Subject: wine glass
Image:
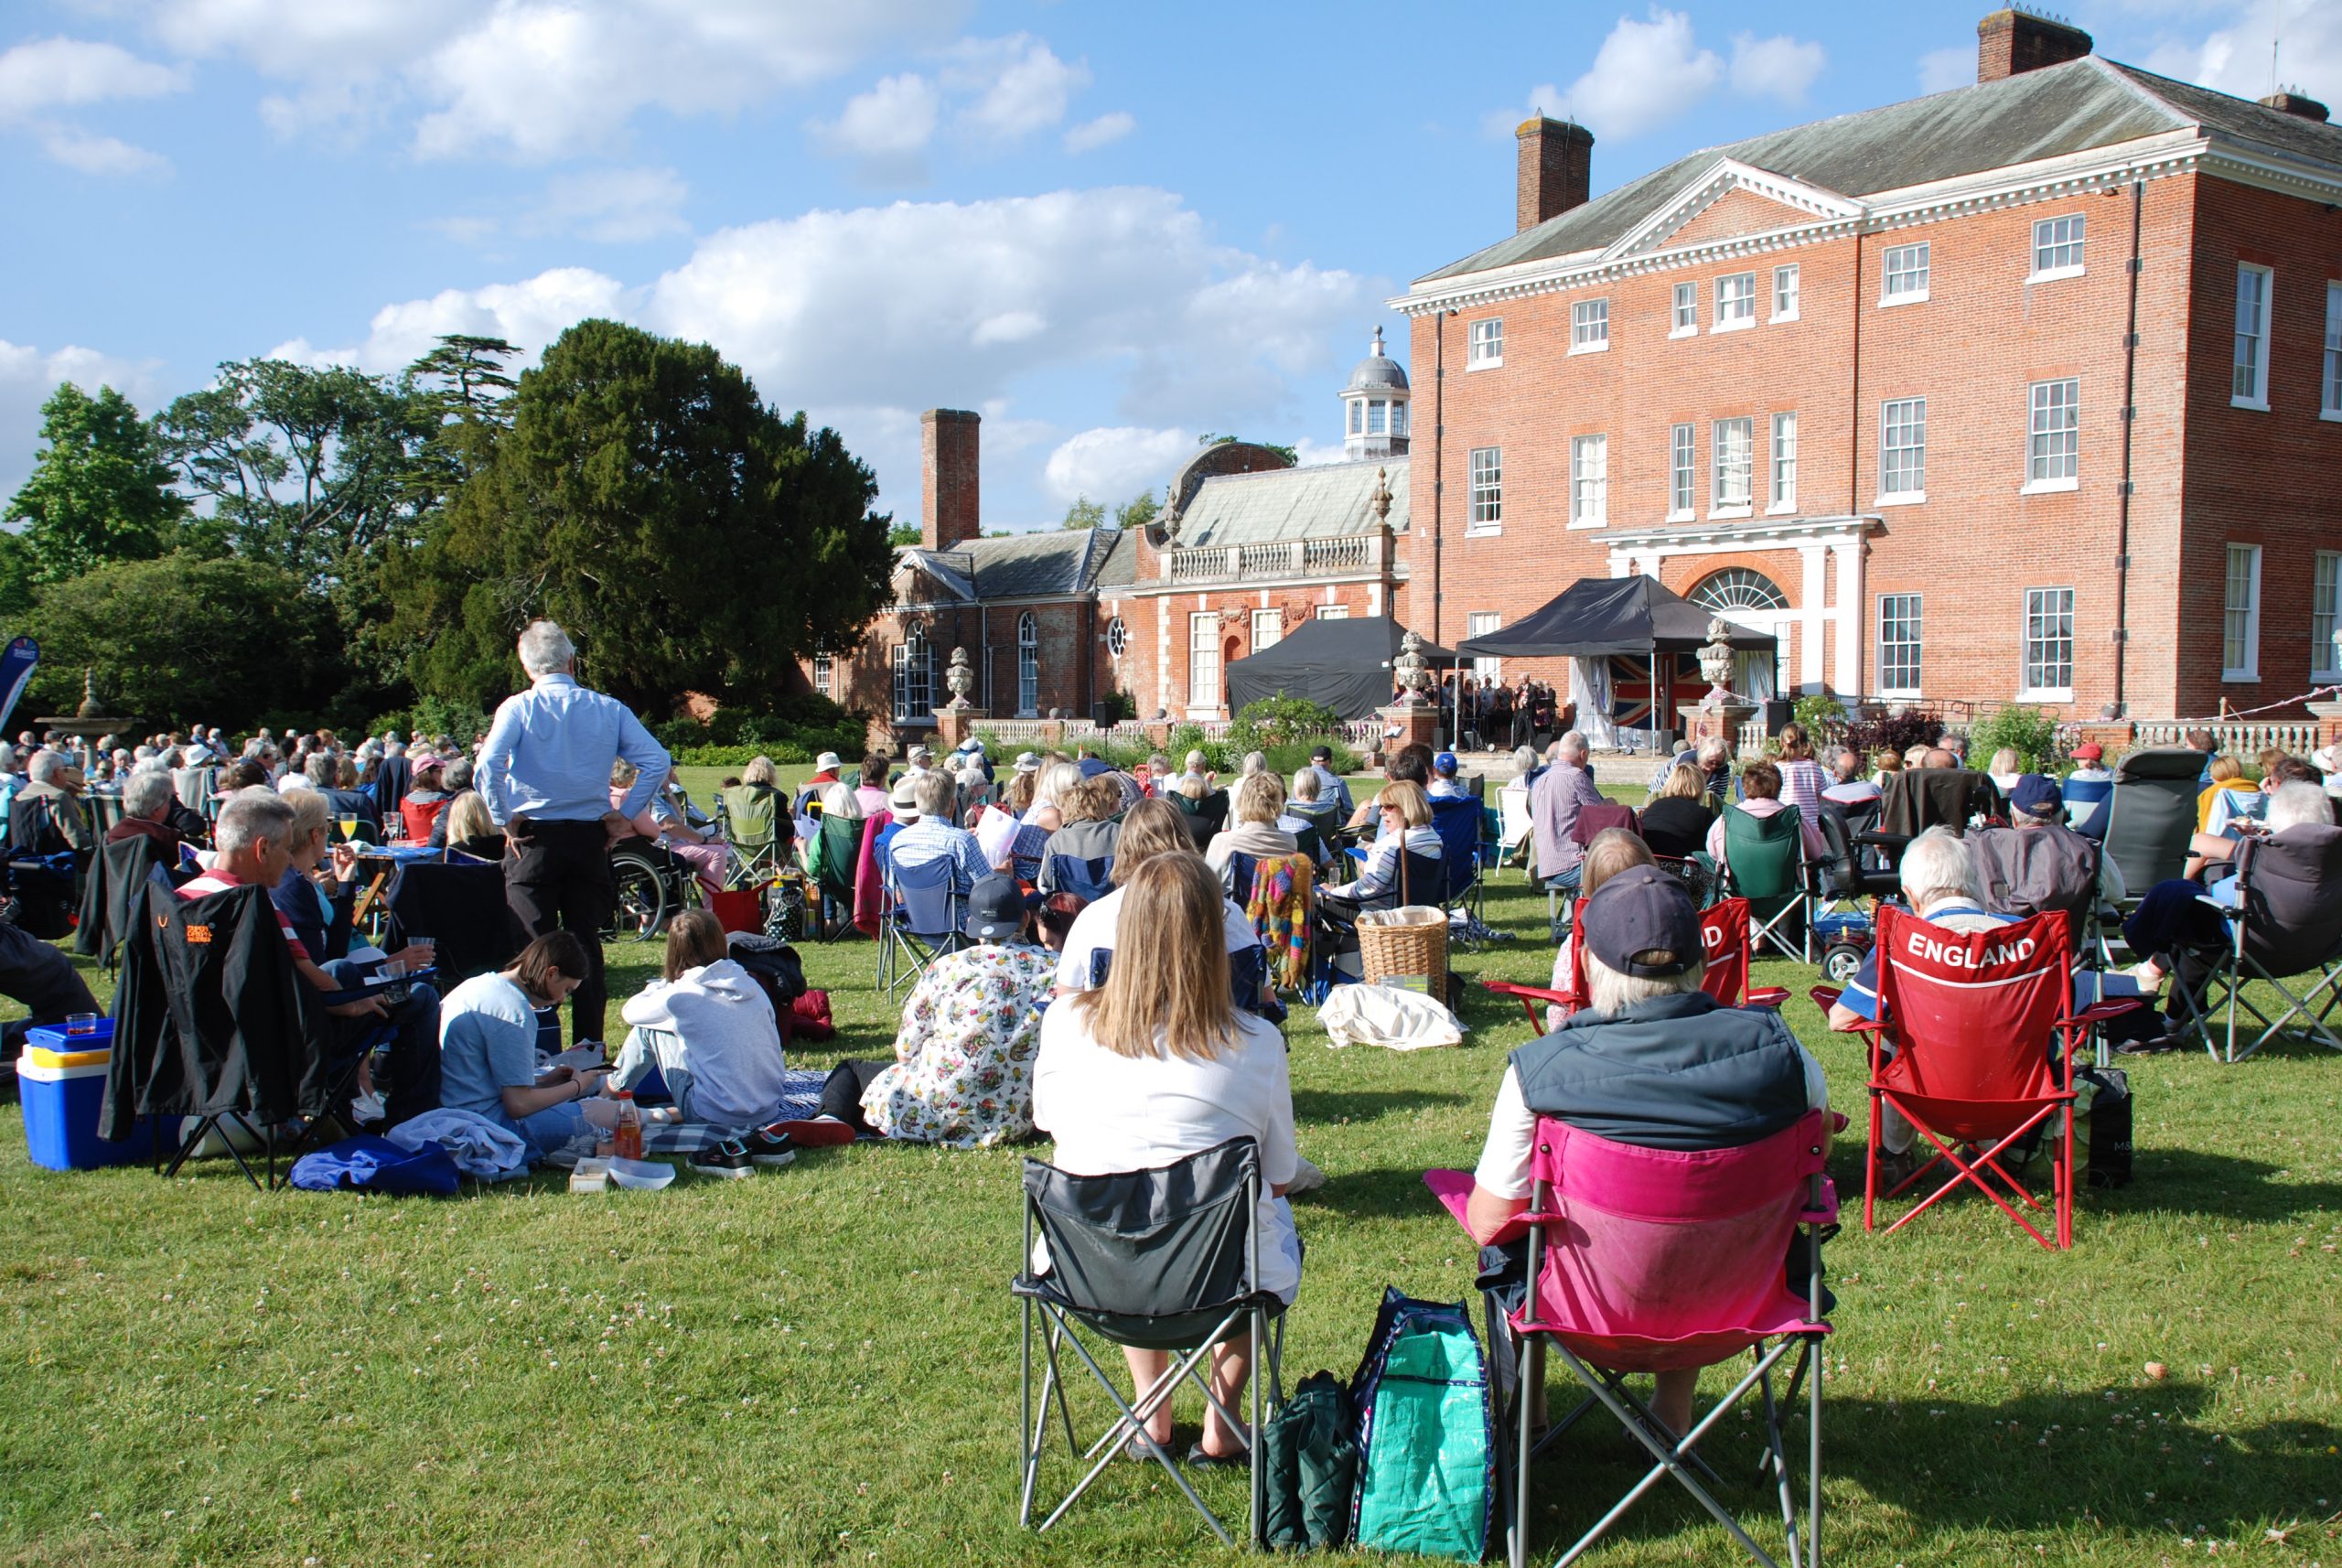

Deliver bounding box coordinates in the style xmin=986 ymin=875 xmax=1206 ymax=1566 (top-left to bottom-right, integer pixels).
xmin=338 ymin=813 xmax=359 ymax=842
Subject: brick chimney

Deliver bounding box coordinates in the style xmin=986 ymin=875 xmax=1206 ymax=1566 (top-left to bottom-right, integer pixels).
xmin=919 ymin=408 xmax=980 ymax=552
xmin=2259 ymin=90 xmax=2331 ymax=123
xmin=1976 ymin=8 xmax=2092 ymax=82
xmin=1516 ymin=117 xmax=1594 ymax=233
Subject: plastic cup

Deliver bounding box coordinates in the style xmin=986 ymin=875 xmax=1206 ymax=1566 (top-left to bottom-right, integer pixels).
xmin=65 ymin=1012 xmax=98 ymax=1036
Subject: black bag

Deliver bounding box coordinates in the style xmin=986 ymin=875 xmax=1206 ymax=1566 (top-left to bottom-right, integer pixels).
xmin=2075 ymin=1066 xmax=2133 ymax=1187
xmin=726 ymin=932 xmax=807 ymax=1006
xmin=1262 ymin=1370 xmax=1358 ymax=1552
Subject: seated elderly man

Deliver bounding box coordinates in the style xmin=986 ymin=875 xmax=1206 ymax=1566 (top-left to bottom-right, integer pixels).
xmin=1821 ymin=746 xmax=1882 ymax=808
xmin=105 ymin=768 xmax=187 ymax=855
xmin=1466 ymin=865 xmax=1827 ymax=1436
xmin=8 ymin=749 xmax=91 ymax=937
xmin=880 ymin=769 xmax=989 ymax=896
xmin=185 ymin=789 xmax=438 ymax=1125
xmin=1966 ymin=774 xmax=2127 ymax=918
xmin=1530 ymin=731 xmax=1605 ymax=895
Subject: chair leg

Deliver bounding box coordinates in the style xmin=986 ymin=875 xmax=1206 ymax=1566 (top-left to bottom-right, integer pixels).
xmin=1514 ymin=1334 xmax=1542 ymax=1568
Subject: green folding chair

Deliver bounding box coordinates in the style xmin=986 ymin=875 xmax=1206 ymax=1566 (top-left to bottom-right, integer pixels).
xmin=719 ymin=783 xmax=787 ymax=888
xmin=811 ymin=811 xmax=863 ymax=940
xmin=1720 ymin=803 xmax=1811 ymax=962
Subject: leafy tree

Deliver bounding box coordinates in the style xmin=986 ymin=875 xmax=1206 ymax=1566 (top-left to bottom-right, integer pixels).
xmin=1199 ymin=432 xmax=1298 ymax=466
xmin=1061 ymin=495 xmax=1105 ymax=531
xmin=407 ymin=335 xmax=520 ymax=489
xmin=886 ymin=522 xmax=922 ymax=548
xmin=26 ymin=553 xmax=339 ymax=729
xmin=3 ymin=383 xmax=189 ymax=596
xmin=400 ymin=318 xmax=892 ymax=714
xmin=1113 ymin=489 xmax=1159 ymax=531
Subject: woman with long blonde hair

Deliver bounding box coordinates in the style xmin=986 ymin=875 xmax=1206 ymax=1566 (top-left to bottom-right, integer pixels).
xmin=1033 ymin=852 xmax=1300 ymax=1462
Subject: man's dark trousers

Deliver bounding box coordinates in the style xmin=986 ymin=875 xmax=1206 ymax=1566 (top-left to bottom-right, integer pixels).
xmin=504 ymin=818 xmax=616 ymax=1042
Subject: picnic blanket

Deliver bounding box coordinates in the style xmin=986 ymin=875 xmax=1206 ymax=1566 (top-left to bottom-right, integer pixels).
xmin=642 ymin=1067 xmax=829 ymax=1154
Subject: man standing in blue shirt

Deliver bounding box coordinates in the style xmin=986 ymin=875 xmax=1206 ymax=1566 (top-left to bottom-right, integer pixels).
xmin=477 ymin=621 xmax=671 ymax=1045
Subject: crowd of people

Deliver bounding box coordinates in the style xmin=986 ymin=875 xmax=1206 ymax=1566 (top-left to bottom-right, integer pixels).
xmin=21 ymin=617 xmax=2342 ymax=1470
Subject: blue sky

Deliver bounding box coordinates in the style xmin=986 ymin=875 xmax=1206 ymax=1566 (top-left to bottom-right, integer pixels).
xmin=1 ymin=0 xmax=2332 ymax=531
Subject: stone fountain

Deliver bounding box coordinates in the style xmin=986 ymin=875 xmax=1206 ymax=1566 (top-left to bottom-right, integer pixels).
xmin=34 ymin=669 xmax=134 ymax=754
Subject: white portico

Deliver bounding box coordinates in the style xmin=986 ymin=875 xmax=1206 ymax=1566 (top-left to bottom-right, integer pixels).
xmin=1600 ymin=515 xmax=1883 ymax=700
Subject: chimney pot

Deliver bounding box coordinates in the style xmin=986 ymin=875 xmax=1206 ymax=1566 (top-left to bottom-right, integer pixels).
xmin=920 ymin=409 xmax=980 ymax=553
xmin=1516 ymin=116 xmax=1595 ymax=233
xmin=1975 ymin=7 xmax=2092 ymax=83
xmin=2259 ymin=90 xmax=2331 ymax=123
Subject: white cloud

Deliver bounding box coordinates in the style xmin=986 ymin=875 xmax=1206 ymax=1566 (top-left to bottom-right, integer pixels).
xmin=33 ymin=123 xmax=171 ymax=175
xmin=145 ymin=0 xmax=965 ymax=161
xmin=531 ymin=166 xmax=690 ymax=242
xmin=287 ymin=188 xmax=1373 ymax=517
xmin=1064 ymin=110 xmax=1133 ymax=153
xmin=1291 ymin=436 xmax=1350 ymax=467
xmin=1559 ymin=7 xmax=1724 ymax=141
xmin=269 ymin=266 xmax=633 ymax=373
xmin=1728 ymin=32 xmax=1825 ymax=104
xmin=2143 ymin=0 xmax=2342 ymax=103
xmin=1488 ymin=8 xmax=1826 ymax=140
xmin=811 ymin=72 xmax=943 ymax=177
xmin=0 ymin=37 xmax=186 ymax=115
xmin=1041 ymin=426 xmax=1191 ymax=505
xmin=0 ymin=36 xmax=187 ymax=174
xmin=946 ymin=33 xmax=1089 ymax=143
xmin=0 ymin=338 xmax=165 ymax=503
xmin=1916 ymin=45 xmax=1972 ymax=95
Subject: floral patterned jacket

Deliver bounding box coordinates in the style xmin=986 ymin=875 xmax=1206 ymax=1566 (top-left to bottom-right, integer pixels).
xmin=860 ymin=942 xmax=1056 ymax=1148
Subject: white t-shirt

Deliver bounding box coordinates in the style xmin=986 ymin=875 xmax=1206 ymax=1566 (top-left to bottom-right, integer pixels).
xmin=1033 ymin=1004 xmax=1300 ymax=1300
xmin=1054 ymin=885 xmax=1261 ymax=993
xmin=1471 ymin=1048 xmax=1829 ymax=1201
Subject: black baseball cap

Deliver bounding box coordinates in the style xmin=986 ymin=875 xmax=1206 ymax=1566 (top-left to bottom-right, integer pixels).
xmin=1580 ymin=865 xmax=1703 ymax=978
xmin=1310 ymin=744 xmax=1332 ymax=762
xmin=962 ymin=874 xmax=1037 ymax=941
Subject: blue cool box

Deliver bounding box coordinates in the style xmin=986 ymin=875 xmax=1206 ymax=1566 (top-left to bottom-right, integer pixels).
xmin=18 ymin=1019 xmax=159 ymax=1171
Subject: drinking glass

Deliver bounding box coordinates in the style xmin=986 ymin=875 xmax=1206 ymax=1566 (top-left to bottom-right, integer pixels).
xmin=65 ymin=1012 xmax=99 ymax=1036
xmin=338 ymin=814 xmax=359 ymax=842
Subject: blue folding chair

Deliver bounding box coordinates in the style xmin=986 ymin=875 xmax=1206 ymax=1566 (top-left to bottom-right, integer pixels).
xmin=878 ymin=852 xmax=962 ymax=993
xmin=1046 ymin=853 xmax=1115 ymax=905
xmin=2061 ymin=775 xmax=2113 ymax=840
xmin=1428 ymin=796 xmax=1501 ymax=949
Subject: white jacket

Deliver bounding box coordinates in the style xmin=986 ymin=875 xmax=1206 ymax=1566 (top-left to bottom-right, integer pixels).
xmin=619 ymin=959 xmax=788 ymax=1130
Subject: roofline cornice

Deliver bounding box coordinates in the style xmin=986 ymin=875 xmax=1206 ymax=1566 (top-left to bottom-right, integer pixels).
xmin=1391 ymin=128 xmax=2212 ymax=317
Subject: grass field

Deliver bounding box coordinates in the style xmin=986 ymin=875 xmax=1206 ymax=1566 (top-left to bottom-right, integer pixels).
xmin=2 ymin=772 xmax=2337 ymax=1567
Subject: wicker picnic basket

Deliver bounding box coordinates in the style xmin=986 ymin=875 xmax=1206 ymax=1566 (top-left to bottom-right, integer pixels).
xmin=1356 ymin=905 xmax=1448 ymax=995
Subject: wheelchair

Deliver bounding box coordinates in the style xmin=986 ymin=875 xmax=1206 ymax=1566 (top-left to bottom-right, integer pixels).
xmin=603 ymin=836 xmax=704 ymax=942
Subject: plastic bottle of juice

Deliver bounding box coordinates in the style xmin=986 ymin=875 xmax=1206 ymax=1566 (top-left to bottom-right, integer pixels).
xmin=612 ymin=1090 xmax=642 ymax=1161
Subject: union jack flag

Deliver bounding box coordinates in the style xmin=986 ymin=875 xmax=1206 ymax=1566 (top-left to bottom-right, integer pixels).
xmin=1596 ymin=651 xmax=1703 ymax=729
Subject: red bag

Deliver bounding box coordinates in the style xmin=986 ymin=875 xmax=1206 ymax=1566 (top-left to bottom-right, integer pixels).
xmin=790 ymin=989 xmax=836 ymax=1042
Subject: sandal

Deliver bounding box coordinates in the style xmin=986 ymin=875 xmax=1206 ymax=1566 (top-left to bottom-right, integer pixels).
xmin=1186 ymin=1440 xmax=1248 ymax=1468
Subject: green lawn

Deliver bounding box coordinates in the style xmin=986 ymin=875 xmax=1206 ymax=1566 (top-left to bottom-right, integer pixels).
xmin=3 ymin=779 xmax=2338 ymax=1566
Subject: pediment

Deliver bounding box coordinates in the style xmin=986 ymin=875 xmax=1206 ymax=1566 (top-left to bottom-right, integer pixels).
xmin=1602 ymin=158 xmax=1865 ymax=262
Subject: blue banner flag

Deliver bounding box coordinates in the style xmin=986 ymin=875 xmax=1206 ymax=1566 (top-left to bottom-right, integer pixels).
xmin=0 ymin=638 xmax=39 ymax=735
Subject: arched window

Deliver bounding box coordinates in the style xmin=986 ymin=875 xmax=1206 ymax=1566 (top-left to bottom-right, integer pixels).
xmin=1104 ymin=616 xmax=1129 ymax=658
xmin=1689 ymin=568 xmax=1789 ymax=612
xmin=1016 ymin=611 xmax=1039 ymax=715
xmin=892 ymin=623 xmax=932 ymax=721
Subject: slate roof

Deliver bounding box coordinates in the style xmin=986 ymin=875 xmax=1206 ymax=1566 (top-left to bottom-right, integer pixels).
xmin=897 ymin=526 xmax=1128 ymax=602
xmin=1175 ymin=456 xmax=1410 ymax=549
xmin=1421 ymin=55 xmax=2342 ymax=285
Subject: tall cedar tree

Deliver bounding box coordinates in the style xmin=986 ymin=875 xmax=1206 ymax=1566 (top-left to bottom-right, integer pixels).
xmin=406 ymin=319 xmax=891 ymax=714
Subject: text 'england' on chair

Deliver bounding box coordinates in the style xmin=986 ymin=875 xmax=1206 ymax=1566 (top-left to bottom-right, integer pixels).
xmin=1827 ymin=906 xmax=2139 ymax=1251
xmin=1425 ymin=1108 xmax=1838 ymax=1568
xmin=1013 ymin=1136 xmax=1285 ymax=1550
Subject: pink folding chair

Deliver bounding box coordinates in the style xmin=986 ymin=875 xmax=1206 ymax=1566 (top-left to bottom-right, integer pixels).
xmin=1483 ymin=897 xmax=1789 ymax=1033
xmin=1428 ymin=1110 xmax=1838 ymax=1568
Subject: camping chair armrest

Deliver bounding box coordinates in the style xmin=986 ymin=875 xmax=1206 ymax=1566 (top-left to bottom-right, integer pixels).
xmin=1853 ymin=831 xmax=1911 ymax=853
xmin=1482 ymin=978 xmax=1579 ymax=1034
xmin=2059 ymin=999 xmax=2146 ymax=1031
xmin=1809 ymin=984 xmax=1843 ymax=1011
xmin=1745 ymin=986 xmax=1789 ymax=1009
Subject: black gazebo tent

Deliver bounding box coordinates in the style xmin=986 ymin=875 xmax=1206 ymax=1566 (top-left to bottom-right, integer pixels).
xmin=1456 ymin=576 xmax=1777 ymax=745
xmin=1223 ymin=616 xmax=1456 ymax=720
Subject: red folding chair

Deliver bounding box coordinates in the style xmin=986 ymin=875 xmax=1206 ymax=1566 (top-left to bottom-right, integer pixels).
xmin=1425 ymin=1111 xmax=1838 ymax=1568
xmin=1485 ymin=897 xmax=1788 ymax=1034
xmin=1833 ymin=907 xmax=2135 ymax=1251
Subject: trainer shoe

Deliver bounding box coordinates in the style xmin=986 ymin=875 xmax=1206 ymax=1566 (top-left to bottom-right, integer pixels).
xmin=738 ymin=1127 xmax=800 ymax=1167
xmin=688 ymin=1139 xmax=757 ymax=1179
